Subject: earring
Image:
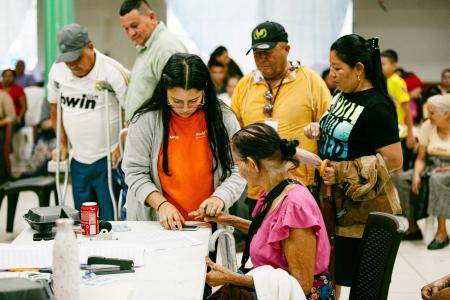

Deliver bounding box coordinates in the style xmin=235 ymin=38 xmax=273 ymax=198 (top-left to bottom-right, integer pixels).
xmin=357 ymin=75 xmax=361 ymax=82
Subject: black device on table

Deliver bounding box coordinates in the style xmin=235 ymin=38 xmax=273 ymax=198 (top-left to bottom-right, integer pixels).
xmin=81 ymin=256 xmax=135 ymax=275
xmin=182 ymin=225 xmax=199 ymax=231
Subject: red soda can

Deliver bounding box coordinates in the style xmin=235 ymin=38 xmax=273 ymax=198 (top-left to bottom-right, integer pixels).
xmin=81 ymin=202 xmax=99 ymax=236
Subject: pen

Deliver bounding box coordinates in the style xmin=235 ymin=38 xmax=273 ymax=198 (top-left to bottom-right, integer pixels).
xmin=2 ymin=268 xmax=52 ymax=273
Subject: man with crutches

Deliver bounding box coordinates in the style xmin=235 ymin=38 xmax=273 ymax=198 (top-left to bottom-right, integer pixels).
xmin=48 ymin=24 xmax=129 ymax=221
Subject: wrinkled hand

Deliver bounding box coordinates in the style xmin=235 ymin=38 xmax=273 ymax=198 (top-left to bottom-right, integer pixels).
xmin=205 ymin=256 xmax=235 ymax=287
xmin=51 ymin=144 xmax=68 ymax=161
xmin=192 ymin=211 xmax=229 ymax=225
xmin=322 ymin=166 xmax=336 ymax=185
xmin=189 ymin=196 xmax=224 ymax=219
xmin=411 ymin=174 xmax=421 ymax=195
xmin=304 ymin=122 xmax=321 ymax=140
xmin=111 ymin=145 xmax=121 ymax=170
xmin=406 ymin=135 xmax=416 ymax=149
xmin=295 ymin=148 xmax=322 ymax=167
xmin=159 ymin=201 xmax=185 ymax=230
xmin=433 ymin=166 xmax=450 ymax=173
xmin=421 ymin=275 xmax=450 ymax=299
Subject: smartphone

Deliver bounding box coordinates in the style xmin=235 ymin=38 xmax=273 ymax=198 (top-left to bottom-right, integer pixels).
xmin=181 ymin=225 xmax=199 ymax=231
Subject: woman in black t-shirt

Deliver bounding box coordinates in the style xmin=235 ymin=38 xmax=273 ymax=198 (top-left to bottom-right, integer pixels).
xmin=304 ymin=34 xmax=403 ymax=292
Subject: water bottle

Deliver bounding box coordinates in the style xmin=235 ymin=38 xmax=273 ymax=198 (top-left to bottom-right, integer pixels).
xmin=52 ymin=218 xmax=80 ymax=300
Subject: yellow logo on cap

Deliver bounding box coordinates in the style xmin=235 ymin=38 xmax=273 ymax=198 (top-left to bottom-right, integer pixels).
xmin=253 ymin=28 xmax=267 ymax=40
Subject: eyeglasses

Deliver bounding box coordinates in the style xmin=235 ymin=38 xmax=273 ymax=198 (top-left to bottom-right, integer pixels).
xmin=263 ymin=90 xmax=274 ymax=117
xmin=167 ymin=93 xmax=205 ymax=109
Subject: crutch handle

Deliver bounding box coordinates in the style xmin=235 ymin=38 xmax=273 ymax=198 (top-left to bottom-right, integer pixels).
xmin=320 ymin=159 xmax=332 ymax=197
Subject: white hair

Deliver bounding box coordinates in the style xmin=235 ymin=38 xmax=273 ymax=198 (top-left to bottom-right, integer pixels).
xmin=427 ymin=94 xmax=450 ymax=114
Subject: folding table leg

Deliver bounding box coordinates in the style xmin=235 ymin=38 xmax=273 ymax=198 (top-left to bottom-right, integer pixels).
xmin=6 ymin=192 xmax=19 ymax=232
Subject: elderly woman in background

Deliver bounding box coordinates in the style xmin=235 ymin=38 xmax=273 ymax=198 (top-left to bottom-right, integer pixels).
xmin=396 ymin=94 xmax=450 ymax=250
xmin=196 ymin=123 xmax=334 ymax=300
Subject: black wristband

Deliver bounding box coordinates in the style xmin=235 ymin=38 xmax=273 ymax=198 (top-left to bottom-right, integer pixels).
xmin=157 ymin=200 xmax=168 ymax=212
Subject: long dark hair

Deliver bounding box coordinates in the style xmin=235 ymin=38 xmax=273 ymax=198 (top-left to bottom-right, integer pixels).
xmin=132 ymin=53 xmax=233 ymax=181
xmin=331 ymin=34 xmax=389 ymax=99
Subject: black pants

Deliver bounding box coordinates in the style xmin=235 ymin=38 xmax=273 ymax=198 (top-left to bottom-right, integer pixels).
xmin=401 ymin=138 xmax=415 ymax=171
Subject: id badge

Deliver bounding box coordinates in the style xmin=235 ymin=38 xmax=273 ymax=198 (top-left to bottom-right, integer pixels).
xmin=264 ymin=120 xmax=279 ymax=131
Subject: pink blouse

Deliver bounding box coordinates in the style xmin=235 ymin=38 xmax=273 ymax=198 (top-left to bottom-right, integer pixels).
xmin=249 ymin=184 xmax=331 ymax=275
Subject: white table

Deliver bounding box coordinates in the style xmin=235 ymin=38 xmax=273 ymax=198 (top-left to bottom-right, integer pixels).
xmin=12 ymin=221 xmax=212 ymax=300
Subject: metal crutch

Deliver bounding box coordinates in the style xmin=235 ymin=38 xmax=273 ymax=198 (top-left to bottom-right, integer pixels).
xmin=55 ymin=91 xmax=70 ymax=205
xmin=117 ymin=127 xmax=128 ymax=220
xmin=97 ymin=81 xmax=118 ymax=221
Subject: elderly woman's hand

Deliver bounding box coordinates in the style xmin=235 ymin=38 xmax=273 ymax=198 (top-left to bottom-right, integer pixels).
xmin=433 ymin=166 xmax=450 ymax=173
xmin=205 ymin=256 xmax=235 ymax=287
xmin=411 ymin=174 xmax=421 ymax=195
xmin=421 ymin=274 xmax=450 ymax=299
xmin=158 ymin=201 xmax=185 ymax=230
xmin=190 ymin=211 xmax=230 ymax=224
xmin=189 ymin=196 xmax=224 ymax=218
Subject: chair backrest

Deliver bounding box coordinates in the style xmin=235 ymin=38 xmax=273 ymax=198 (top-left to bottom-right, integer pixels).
xmin=24 ymin=86 xmax=44 ymax=126
xmin=349 ymin=212 xmax=405 ymax=300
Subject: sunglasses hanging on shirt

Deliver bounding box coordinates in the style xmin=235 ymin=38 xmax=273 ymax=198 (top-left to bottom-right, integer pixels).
xmin=263 ymin=78 xmax=284 ymax=118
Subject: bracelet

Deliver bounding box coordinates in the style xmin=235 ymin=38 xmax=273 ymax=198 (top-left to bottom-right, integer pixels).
xmin=157 ymin=200 xmax=169 ymax=212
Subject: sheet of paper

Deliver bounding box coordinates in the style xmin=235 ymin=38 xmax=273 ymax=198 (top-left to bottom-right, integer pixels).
xmin=0 ymin=242 xmax=145 ymax=269
xmin=132 ymin=230 xmax=203 ymax=251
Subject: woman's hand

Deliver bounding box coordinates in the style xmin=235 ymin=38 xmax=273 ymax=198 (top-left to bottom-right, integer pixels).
xmin=421 ymin=274 xmax=450 ymax=300
xmin=411 ymin=174 xmax=421 ymax=195
xmin=304 ymin=122 xmax=321 ymax=140
xmin=158 ymin=201 xmax=185 ymax=230
xmin=205 ymin=256 xmax=235 ymax=287
xmin=322 ymin=165 xmax=336 ymax=185
xmin=190 ymin=211 xmax=229 ymax=224
xmin=189 ymin=196 xmax=224 ymax=219
xmin=433 ymin=166 xmax=450 ymax=173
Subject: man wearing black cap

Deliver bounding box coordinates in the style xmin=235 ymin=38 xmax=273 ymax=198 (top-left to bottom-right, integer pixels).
xmin=48 ymin=23 xmax=130 ymax=220
xmin=231 ymin=21 xmax=331 ymax=206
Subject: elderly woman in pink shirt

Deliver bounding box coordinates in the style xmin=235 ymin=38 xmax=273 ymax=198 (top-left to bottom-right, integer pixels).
xmin=195 ymin=123 xmax=333 ymax=300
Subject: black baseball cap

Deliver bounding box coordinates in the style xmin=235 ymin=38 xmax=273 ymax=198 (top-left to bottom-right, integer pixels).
xmin=246 ymin=21 xmax=289 ymax=55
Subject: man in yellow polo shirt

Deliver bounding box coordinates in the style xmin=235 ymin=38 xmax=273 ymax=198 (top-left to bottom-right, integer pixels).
xmin=381 ymin=49 xmax=415 ymax=170
xmin=231 ymin=21 xmax=331 ymax=207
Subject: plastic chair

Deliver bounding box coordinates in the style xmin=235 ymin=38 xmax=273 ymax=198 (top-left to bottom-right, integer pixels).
xmin=349 ymin=212 xmax=405 ymax=300
xmin=0 ymin=124 xmax=58 ymax=233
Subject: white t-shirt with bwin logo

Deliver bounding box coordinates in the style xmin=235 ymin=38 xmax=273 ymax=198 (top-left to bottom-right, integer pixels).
xmin=48 ymin=49 xmax=130 ymax=164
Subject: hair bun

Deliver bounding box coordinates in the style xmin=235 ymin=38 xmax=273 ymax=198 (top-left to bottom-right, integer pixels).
xmin=366 ymin=37 xmax=379 ymax=51
xmin=279 ymin=139 xmax=299 ymax=160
